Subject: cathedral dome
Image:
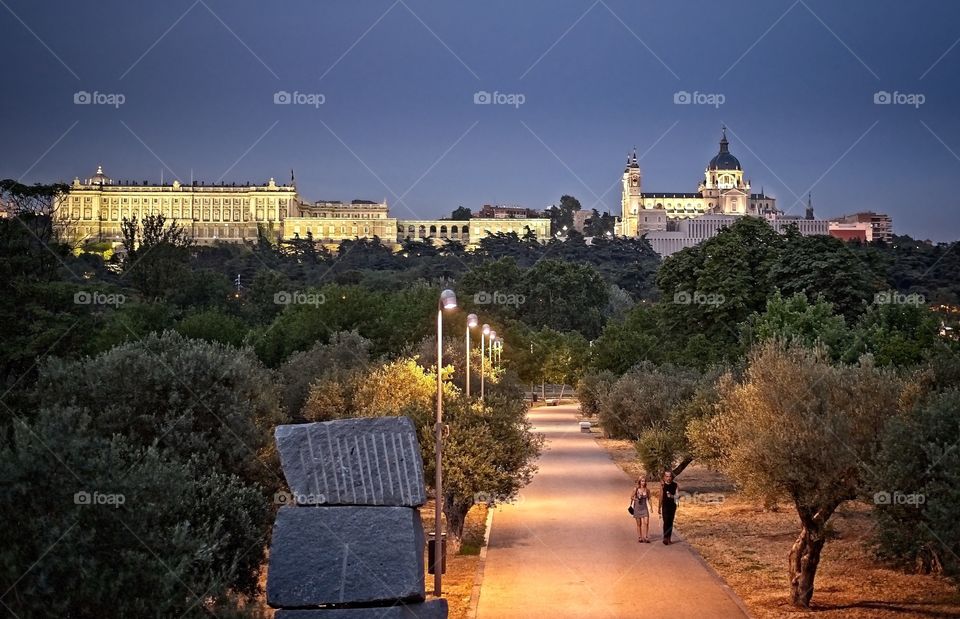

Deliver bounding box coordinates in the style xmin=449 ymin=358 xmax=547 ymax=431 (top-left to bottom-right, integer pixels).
xmin=87 ymin=165 xmax=112 ymax=185
xmin=707 ymin=130 xmax=741 ymax=171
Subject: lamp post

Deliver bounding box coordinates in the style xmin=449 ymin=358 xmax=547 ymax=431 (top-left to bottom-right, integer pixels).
xmin=489 ymin=331 xmax=497 ymax=372
xmin=480 ymin=324 xmax=490 ymax=401
xmin=465 ymin=314 xmax=478 ymax=398
xmin=435 ymin=289 xmax=457 ymax=596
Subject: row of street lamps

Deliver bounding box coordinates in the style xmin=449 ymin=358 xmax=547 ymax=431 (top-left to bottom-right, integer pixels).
xmin=433 ymin=289 xmax=504 ymax=596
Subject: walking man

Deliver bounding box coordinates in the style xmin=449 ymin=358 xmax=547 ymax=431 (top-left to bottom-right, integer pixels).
xmin=658 ymin=470 xmax=679 ymax=545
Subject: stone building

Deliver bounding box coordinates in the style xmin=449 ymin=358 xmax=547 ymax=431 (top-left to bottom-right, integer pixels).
xmin=617 ymin=128 xmax=778 ymax=237
xmin=56 ymin=166 xmax=551 ymax=248
xmin=55 ymin=166 xmax=293 ymax=243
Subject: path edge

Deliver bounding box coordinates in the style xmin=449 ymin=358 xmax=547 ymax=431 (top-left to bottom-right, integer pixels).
xmin=468 ymin=503 xmax=495 ymax=618
xmin=679 ymin=532 xmax=756 ymax=619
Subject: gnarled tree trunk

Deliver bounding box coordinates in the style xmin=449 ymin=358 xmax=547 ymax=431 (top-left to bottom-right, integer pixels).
xmin=788 ymin=499 xmax=843 ymax=608
xmin=443 ymin=493 xmax=475 ymax=541
xmin=788 ymin=522 xmax=826 ymax=607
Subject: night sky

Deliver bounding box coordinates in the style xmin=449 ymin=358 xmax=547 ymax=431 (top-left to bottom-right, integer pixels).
xmin=3 ymin=0 xmax=959 ymax=240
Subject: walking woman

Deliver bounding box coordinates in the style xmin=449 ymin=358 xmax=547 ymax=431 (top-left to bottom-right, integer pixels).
xmin=630 ymin=477 xmax=651 ymax=542
xmin=658 ymin=470 xmax=679 ymax=545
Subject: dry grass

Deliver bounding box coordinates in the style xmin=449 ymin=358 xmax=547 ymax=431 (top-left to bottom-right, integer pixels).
xmin=599 ymin=437 xmax=960 ymax=619
xmin=422 ymin=500 xmax=488 ymax=619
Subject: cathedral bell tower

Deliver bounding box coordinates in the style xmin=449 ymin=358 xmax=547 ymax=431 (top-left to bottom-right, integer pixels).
xmin=619 ymin=150 xmax=642 ymax=237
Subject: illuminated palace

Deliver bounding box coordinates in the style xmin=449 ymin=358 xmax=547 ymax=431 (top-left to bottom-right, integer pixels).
xmin=56 ymin=167 xmax=550 ymax=247
xmin=618 ymin=129 xmax=829 ymax=256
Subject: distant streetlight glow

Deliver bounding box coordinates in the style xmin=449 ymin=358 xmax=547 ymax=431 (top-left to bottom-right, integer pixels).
xmin=466 ymin=313 xmax=478 ymax=398
xmin=481 ymin=324 xmax=490 ymax=401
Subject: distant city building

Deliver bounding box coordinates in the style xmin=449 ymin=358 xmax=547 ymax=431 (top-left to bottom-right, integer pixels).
xmin=477 ymin=204 xmax=542 ymax=219
xmin=830 ymin=211 xmax=893 ymax=243
xmin=55 ymin=166 xmax=550 ymax=248
xmin=828 ymin=221 xmax=873 ymax=243
xmin=617 ymin=128 xmax=778 ymax=237
xmin=56 ymin=166 xmax=294 ymax=243
xmin=618 ymin=130 xmax=836 ymax=257
xmin=572 ymin=209 xmax=592 ymax=233
xmin=643 ymin=214 xmax=829 ymax=257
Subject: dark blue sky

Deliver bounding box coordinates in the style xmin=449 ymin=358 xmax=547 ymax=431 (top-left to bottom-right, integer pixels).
xmin=3 ymin=0 xmax=960 ymax=239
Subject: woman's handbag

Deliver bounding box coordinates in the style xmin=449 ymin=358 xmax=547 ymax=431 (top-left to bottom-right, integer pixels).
xmin=627 ymin=502 xmax=635 ymax=515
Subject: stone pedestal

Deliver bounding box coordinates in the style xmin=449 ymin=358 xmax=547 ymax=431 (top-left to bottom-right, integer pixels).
xmin=268 ymin=417 xmax=446 ymax=618
xmin=275 ymin=417 xmax=426 ymax=506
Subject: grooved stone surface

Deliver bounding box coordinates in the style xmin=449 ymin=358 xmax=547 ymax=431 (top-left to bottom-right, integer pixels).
xmin=267 ymin=506 xmax=425 ymax=608
xmin=275 ymin=417 xmax=426 ymax=507
xmin=274 ymin=599 xmax=448 ymax=618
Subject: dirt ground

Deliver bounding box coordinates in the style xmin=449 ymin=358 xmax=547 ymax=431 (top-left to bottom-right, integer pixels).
xmin=422 ymin=500 xmax=488 ymax=619
xmin=598 ymin=437 xmax=960 ymax=619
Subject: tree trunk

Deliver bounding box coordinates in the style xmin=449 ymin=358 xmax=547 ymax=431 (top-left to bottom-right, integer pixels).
xmin=443 ymin=493 xmax=474 ymax=541
xmin=672 ymin=456 xmax=694 ymax=477
xmin=789 ymin=523 xmax=826 ymax=608
xmin=558 ymin=384 xmax=565 ymax=400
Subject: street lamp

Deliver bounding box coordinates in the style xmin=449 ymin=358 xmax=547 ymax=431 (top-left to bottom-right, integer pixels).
xmin=465 ymin=314 xmax=478 ymax=398
xmin=488 ymin=331 xmax=497 ymax=371
xmin=434 ymin=288 xmax=457 ymax=596
xmin=480 ymin=324 xmax=490 ymax=401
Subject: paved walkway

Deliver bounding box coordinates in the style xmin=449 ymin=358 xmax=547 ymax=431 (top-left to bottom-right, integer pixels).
xmin=475 ymin=403 xmax=749 ymax=619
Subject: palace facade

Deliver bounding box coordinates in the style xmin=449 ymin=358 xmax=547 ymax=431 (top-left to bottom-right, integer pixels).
xmin=55 ymin=167 xmax=550 ymax=248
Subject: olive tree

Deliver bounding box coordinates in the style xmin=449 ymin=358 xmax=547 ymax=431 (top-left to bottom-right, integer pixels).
xmin=303 ymin=356 xmax=542 ymax=541
xmin=691 ymin=342 xmax=907 ymax=607
xmin=0 ymin=406 xmax=269 ymax=616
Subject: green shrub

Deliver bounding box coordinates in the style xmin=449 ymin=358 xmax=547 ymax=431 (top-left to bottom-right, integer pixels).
xmin=0 ymin=407 xmax=269 ymax=616
xmin=597 ymin=363 xmax=699 ymax=439
xmin=576 ymin=371 xmax=616 ymax=417
xmin=870 ymin=390 xmax=960 ymax=578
